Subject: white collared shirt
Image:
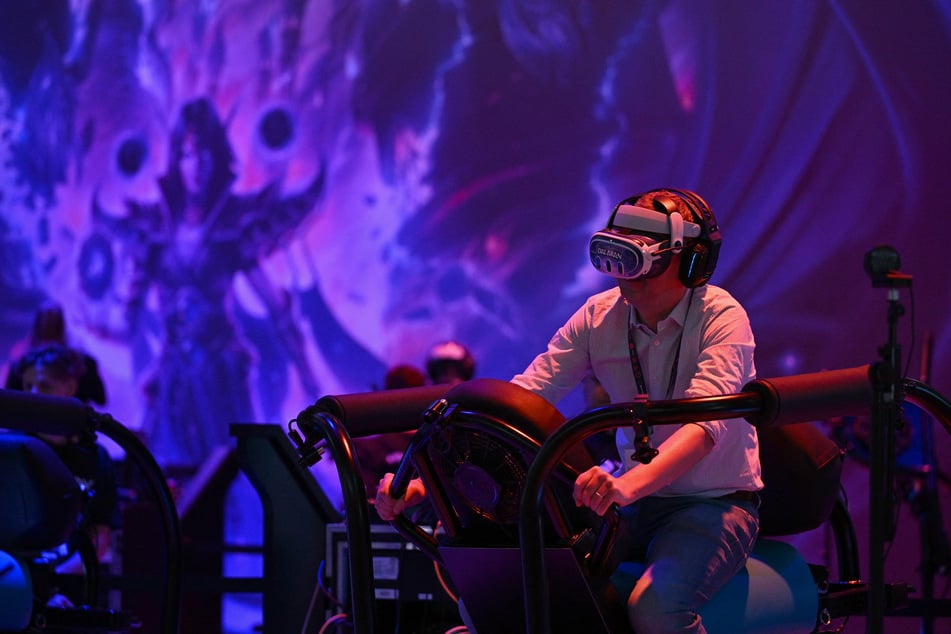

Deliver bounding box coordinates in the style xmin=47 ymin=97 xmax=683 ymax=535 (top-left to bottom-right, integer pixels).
xmin=511 ymin=284 xmax=762 ymax=496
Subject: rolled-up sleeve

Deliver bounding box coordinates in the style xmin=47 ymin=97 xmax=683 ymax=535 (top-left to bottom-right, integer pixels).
xmin=684 ymin=300 xmax=756 ymax=443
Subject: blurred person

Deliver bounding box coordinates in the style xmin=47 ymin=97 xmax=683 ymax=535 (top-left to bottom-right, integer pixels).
xmin=353 ymin=364 xmax=428 ymax=501
xmin=5 ymin=300 xmax=106 ymax=405
xmin=383 ymin=363 xmax=429 ymax=390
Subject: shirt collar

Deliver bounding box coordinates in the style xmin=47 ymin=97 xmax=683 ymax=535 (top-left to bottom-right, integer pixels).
xmin=629 ymin=288 xmax=694 ymax=332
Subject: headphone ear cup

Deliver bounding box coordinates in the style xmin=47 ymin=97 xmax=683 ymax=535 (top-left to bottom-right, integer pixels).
xmin=665 ymin=188 xmax=721 ymax=287
xmin=679 ymin=241 xmax=709 ymax=288
xmin=604 ymin=188 xmax=720 ymax=286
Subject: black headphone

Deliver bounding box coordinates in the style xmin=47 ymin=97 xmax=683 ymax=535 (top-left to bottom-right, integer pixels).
xmin=663 ymin=188 xmax=722 ymax=287
xmin=591 ymin=188 xmax=721 ymax=288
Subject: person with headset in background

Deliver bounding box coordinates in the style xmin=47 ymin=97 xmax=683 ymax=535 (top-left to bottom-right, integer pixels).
xmin=376 ymin=188 xmax=760 ymax=634
xmin=5 ymin=301 xmax=107 ymax=406
xmin=425 ymin=339 xmax=476 ymax=386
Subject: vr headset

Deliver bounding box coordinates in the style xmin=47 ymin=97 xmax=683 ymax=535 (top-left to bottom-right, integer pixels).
xmin=589 ymin=203 xmax=701 ymax=280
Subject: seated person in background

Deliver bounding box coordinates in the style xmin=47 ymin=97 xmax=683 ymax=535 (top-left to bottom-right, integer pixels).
xmin=5 ymin=300 xmax=107 ymax=405
xmin=378 ymin=189 xmax=761 ymax=634
xmin=383 ymin=364 xmax=429 ymax=391
xmin=13 ymin=343 xmax=121 ymax=577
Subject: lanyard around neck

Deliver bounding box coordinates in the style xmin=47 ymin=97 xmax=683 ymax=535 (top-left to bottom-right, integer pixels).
xmin=626 ymin=290 xmax=692 ymax=400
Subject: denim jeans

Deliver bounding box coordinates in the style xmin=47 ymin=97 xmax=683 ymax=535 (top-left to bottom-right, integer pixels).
xmin=613 ymin=494 xmax=760 ymax=634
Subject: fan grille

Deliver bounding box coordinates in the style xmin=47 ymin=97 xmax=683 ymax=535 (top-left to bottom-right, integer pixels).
xmin=429 ymin=426 xmax=529 ymax=526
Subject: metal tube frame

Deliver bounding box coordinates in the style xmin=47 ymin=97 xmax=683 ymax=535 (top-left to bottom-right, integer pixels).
xmin=518 ymin=384 xmax=951 ymax=634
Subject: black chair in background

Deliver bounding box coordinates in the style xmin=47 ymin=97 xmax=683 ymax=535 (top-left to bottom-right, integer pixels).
xmin=0 ymin=389 xmax=182 ymax=634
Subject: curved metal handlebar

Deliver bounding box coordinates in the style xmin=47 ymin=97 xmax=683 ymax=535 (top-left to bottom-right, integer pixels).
xmin=519 ymin=402 xmax=683 ymax=634
xmin=520 ymin=390 xmax=782 ymax=633
xmin=293 ymin=406 xmax=377 ymax=634
xmin=902 ymin=378 xmax=951 ymax=433
xmin=520 ymin=370 xmax=951 ymax=634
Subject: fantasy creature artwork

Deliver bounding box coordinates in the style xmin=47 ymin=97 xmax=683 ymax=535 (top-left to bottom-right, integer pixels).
xmin=78 ymin=98 xmax=325 ymax=466
xmin=1 ymin=3 xmax=950 ymax=633
xmin=1 ymin=0 xmax=949 ymax=468
xmin=0 ymin=0 xmax=95 ymax=354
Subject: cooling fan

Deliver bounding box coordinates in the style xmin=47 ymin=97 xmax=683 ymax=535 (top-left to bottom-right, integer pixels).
xmin=393 ymin=378 xmax=599 ymax=547
xmin=426 ymin=419 xmax=535 ymax=543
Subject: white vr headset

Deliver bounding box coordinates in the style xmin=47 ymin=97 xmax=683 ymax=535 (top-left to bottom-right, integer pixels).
xmin=589 ymin=204 xmax=701 ymax=279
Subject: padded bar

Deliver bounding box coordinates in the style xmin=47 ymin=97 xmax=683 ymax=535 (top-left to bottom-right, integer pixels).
xmin=0 ymin=388 xmax=97 ymax=436
xmin=743 ymin=365 xmax=872 ymax=428
xmin=310 ymin=385 xmax=450 ymax=437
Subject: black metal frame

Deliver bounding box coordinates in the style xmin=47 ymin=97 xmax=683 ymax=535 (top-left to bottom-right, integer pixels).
xmin=0 ymin=388 xmax=183 ymax=634
xmin=231 ymin=423 xmax=342 ymax=634
xmin=287 ymin=370 xmax=951 ymax=634
xmin=519 ymin=377 xmax=951 ymax=634
xmin=289 ymin=384 xmax=450 ymax=634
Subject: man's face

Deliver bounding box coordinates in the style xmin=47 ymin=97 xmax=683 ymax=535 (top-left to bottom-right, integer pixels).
xmin=21 ymin=365 xmax=78 ymax=398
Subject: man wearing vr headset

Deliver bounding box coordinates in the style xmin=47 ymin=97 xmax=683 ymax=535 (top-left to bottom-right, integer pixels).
xmin=512 ymin=188 xmax=761 ymax=633
xmin=376 ymin=188 xmax=759 ymax=633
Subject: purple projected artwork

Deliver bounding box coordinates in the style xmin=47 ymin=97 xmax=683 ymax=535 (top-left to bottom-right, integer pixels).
xmin=2 ymin=5 xmax=951 ymax=629
xmin=1 ymin=2 xmax=948 ymax=430
xmin=79 ymin=97 xmax=325 ymax=465
xmin=1 ymin=0 xmax=949 ymax=445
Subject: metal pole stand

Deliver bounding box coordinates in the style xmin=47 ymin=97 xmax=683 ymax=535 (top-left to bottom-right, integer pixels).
xmin=864 ymin=245 xmax=912 ymax=634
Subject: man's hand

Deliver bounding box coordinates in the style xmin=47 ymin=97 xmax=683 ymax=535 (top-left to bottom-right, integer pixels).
xmin=573 ymin=466 xmax=636 ymax=516
xmin=374 ymin=473 xmax=427 ymax=521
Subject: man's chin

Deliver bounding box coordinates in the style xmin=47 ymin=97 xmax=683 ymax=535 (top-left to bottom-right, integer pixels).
xmin=617 ymin=280 xmax=649 ymax=301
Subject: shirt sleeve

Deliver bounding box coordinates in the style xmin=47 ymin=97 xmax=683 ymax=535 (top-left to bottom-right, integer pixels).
xmin=511 ymin=303 xmax=595 ymax=405
xmin=683 ymin=297 xmax=756 ymax=443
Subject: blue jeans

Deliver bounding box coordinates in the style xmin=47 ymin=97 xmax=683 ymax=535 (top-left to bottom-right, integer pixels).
xmin=613 ymin=494 xmax=760 ymax=634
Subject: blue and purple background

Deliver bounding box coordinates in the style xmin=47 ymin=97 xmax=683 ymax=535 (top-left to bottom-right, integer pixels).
xmin=2 ymin=2 xmax=950 ymax=631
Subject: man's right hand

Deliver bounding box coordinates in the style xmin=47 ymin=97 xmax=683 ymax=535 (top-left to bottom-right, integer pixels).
xmin=374 ymin=473 xmax=427 ymax=521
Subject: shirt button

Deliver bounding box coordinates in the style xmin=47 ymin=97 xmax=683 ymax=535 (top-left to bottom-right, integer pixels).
xmin=652 ymin=339 xmax=660 ymax=347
